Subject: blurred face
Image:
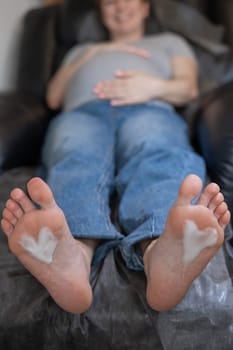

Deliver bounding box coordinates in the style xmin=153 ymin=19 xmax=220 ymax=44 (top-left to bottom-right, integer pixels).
xmin=99 ymin=0 xmax=150 ymax=41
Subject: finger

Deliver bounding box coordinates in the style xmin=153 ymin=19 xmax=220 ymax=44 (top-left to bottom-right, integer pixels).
xmin=94 ymin=81 xmax=115 ymax=91
xmin=115 ymin=69 xmax=137 ymax=78
xmin=111 ymin=99 xmax=124 ymax=106
xmin=94 ymin=81 xmax=105 ymax=91
xmin=101 ymin=88 xmax=125 ymax=100
xmin=94 ymin=86 xmax=123 ymax=100
xmin=93 ymin=82 xmax=110 ymax=96
xmin=111 ymin=98 xmax=131 ymax=106
xmin=96 ymin=92 xmax=108 ymax=99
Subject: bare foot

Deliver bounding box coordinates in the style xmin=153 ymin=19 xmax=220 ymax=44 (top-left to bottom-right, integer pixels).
xmin=1 ymin=177 xmax=96 ymax=314
xmin=143 ymin=174 xmax=231 ymax=312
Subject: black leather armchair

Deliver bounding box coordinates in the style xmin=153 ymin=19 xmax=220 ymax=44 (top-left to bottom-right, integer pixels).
xmin=1 ymin=1 xmax=233 ymax=349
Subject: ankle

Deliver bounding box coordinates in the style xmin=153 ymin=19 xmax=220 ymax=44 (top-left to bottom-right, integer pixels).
xmin=76 ymin=238 xmax=99 ymax=265
xmin=139 ymin=239 xmax=153 ymax=256
xmin=141 ymin=238 xmax=159 ymax=277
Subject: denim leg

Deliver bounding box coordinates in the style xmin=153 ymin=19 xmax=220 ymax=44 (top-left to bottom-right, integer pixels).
xmin=115 ymin=104 xmax=206 ymax=270
xmin=41 ymin=102 xmax=123 ymax=264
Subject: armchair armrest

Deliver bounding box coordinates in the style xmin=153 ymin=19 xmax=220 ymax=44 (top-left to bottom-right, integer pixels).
xmin=192 ymin=81 xmax=233 ymax=216
xmin=0 ymin=92 xmax=51 ymax=171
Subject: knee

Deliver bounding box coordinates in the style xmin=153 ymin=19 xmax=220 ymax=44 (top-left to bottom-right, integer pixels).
xmin=118 ymin=115 xmax=154 ymax=152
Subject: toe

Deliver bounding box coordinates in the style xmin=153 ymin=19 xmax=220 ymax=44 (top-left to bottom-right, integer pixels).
xmin=219 ymin=210 xmax=231 ymax=229
xmin=214 ymin=202 xmax=228 ymax=219
xmin=1 ymin=218 xmax=14 ymax=236
xmin=27 ymin=177 xmax=57 ymax=210
xmin=197 ymin=182 xmax=220 ymax=207
xmin=6 ymin=197 xmax=24 ymax=218
xmin=11 ymin=188 xmax=35 ymax=213
xmin=2 ymin=208 xmax=18 ymax=226
xmin=208 ymin=192 xmax=224 ymax=211
xmin=5 ymin=198 xmax=24 ymax=217
xmin=175 ymin=174 xmax=203 ymax=205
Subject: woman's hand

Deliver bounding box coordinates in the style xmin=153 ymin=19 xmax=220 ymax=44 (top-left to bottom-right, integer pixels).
xmin=93 ymin=70 xmax=156 ymax=106
xmin=93 ymin=56 xmax=199 ymax=107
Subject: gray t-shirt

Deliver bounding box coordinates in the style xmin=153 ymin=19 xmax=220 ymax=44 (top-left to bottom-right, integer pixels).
xmin=62 ymin=33 xmax=197 ymax=111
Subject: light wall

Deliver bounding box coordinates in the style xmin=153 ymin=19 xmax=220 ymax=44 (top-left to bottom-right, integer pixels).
xmin=0 ymin=0 xmax=41 ymax=91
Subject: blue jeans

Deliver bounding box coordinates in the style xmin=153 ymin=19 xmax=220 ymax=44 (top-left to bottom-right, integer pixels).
xmin=42 ymin=100 xmax=206 ymax=270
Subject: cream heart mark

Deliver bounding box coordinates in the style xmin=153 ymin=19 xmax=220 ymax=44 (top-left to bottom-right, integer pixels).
xmin=20 ymin=227 xmax=58 ymax=264
xmin=183 ymin=220 xmax=218 ymax=266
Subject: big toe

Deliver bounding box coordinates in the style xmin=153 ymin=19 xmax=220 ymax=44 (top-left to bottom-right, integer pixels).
xmin=27 ymin=177 xmax=56 ymax=210
xmin=175 ymin=174 xmax=203 ymax=206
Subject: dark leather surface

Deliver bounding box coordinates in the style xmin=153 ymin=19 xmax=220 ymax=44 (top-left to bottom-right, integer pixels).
xmin=16 ymin=6 xmax=59 ymax=99
xmin=0 ymin=93 xmax=50 ymax=171
xmin=195 ymin=81 xmax=233 ymax=214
